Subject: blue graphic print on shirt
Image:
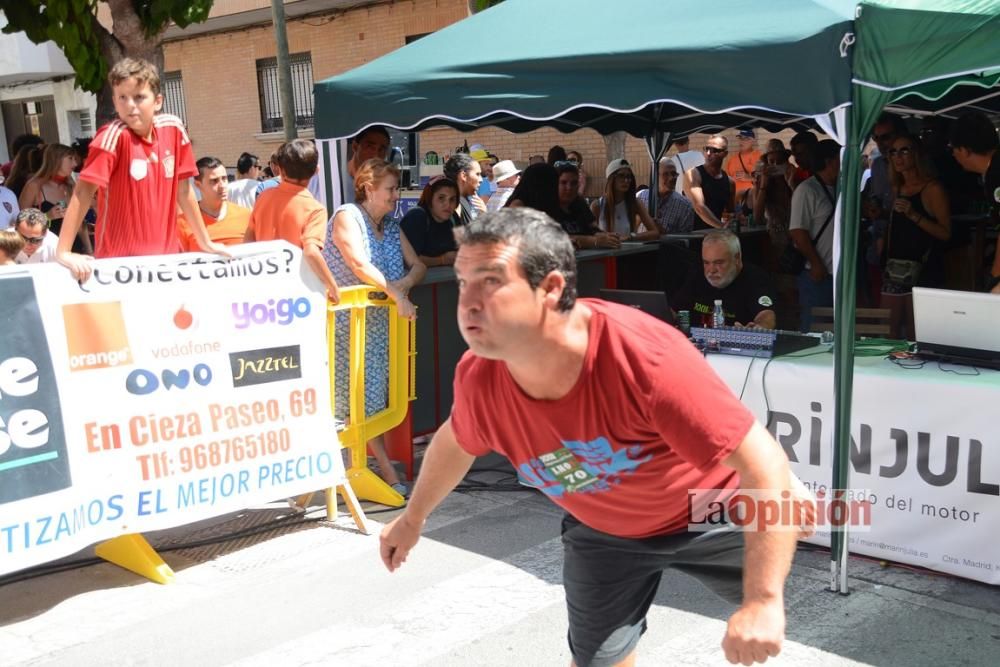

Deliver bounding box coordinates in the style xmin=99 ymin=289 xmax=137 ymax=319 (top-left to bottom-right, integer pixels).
xmin=517 ymin=437 xmax=653 ymax=498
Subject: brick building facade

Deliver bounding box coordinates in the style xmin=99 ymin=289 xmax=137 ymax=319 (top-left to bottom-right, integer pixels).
xmin=163 ymin=0 xmax=796 ymax=197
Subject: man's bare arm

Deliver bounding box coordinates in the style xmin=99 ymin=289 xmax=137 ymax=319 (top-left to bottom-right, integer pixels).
xmin=685 ymin=167 xmax=725 ymax=228
xmin=719 ymin=421 xmax=801 ymax=665
xmin=56 ymin=180 xmax=99 ymax=281
xmin=379 ymin=418 xmax=476 ymax=572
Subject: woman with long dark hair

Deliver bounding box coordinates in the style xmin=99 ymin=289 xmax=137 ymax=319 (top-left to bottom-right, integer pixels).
xmin=400 ymin=176 xmax=462 ymax=267
xmin=591 ymin=159 xmax=657 ymax=240
xmin=505 ymin=162 xmax=563 ymax=220
xmin=19 ymin=144 xmax=93 ymax=254
xmin=4 ymin=144 xmax=43 ymax=198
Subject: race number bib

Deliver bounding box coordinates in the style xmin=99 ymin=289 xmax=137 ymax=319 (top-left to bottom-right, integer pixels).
xmin=538 ymin=447 xmax=599 ymax=493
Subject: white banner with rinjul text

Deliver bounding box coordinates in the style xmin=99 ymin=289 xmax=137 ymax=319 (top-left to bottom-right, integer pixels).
xmin=708 ymin=353 xmax=1000 ymax=585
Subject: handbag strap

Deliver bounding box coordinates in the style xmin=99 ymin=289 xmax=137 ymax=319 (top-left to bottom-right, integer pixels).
xmin=810 ymin=175 xmax=835 ymax=245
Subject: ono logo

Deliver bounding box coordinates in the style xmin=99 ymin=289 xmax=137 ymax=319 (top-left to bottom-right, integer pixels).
xmin=232 ymin=298 xmax=311 ymax=329
xmin=126 ymin=363 xmax=213 ymax=396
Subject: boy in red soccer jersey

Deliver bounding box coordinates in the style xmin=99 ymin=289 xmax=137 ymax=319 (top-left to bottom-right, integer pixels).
xmin=57 ymin=58 xmax=226 ymax=281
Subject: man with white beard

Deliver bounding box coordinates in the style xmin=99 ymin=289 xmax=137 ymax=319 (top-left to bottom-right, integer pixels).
xmin=673 ymin=230 xmax=776 ymax=329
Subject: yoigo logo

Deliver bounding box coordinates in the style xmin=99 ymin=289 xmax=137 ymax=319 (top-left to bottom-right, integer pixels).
xmin=232 ymin=298 xmax=311 ymax=329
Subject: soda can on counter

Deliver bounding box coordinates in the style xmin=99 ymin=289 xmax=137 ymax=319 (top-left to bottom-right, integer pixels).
xmin=677 ymin=310 xmax=691 ymax=336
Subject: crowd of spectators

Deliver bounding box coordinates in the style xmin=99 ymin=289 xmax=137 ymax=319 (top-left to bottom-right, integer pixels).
xmin=5 ymin=59 xmax=999 ymax=471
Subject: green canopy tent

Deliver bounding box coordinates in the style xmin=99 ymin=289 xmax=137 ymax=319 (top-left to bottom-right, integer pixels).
xmin=313 ymin=0 xmax=1000 ymax=592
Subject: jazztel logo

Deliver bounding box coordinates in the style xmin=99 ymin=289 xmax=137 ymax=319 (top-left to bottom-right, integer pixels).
xmin=229 ymin=345 xmax=302 ymax=388
xmin=232 ymin=298 xmax=311 ymax=329
xmin=63 ymin=302 xmax=133 ymax=372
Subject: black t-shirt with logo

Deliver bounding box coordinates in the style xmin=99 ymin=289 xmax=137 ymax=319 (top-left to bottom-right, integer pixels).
xmin=554 ymin=198 xmax=598 ymax=235
xmin=673 ymin=263 xmax=776 ymax=326
xmin=986 ymin=152 xmax=1000 ymax=214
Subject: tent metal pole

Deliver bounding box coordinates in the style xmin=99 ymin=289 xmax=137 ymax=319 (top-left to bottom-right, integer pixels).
xmin=830 ymin=108 xmax=861 ymax=595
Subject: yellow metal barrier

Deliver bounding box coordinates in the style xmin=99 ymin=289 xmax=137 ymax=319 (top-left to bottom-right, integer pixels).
xmin=325 ymin=285 xmax=413 ymax=508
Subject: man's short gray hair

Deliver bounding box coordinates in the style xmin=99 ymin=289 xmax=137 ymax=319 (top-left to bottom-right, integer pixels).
xmin=708 ymin=134 xmax=729 ymax=149
xmin=16 ymin=208 xmax=47 ymax=229
xmin=702 ymin=229 xmax=741 ymax=257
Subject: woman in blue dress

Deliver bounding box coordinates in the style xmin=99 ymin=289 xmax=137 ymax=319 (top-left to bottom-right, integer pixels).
xmin=324 ymin=159 xmax=425 ymax=495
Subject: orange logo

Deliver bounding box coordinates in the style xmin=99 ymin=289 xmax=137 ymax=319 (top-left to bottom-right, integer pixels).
xmin=63 ymin=302 xmax=133 ymax=372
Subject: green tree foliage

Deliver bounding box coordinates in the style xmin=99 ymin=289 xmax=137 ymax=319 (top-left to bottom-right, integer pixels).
xmin=473 ymin=0 xmax=504 ymax=11
xmin=0 ymin=1 xmax=214 ymax=93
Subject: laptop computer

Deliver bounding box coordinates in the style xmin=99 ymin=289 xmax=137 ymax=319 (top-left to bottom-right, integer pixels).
xmin=599 ymin=289 xmax=677 ymax=327
xmin=912 ymin=287 xmax=1000 ymax=365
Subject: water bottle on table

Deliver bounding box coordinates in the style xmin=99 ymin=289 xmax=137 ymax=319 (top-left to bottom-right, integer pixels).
xmin=712 ymin=299 xmax=725 ymax=328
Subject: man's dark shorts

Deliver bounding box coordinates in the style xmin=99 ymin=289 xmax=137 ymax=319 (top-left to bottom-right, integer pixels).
xmin=561 ymin=514 xmax=744 ymax=667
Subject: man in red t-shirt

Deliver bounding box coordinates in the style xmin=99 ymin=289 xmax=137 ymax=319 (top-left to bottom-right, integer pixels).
xmin=57 ymin=58 xmax=226 ymax=281
xmin=379 ymin=208 xmax=812 ymax=667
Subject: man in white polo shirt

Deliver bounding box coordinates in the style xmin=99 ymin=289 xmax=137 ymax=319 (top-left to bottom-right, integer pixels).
xmin=14 ymin=208 xmax=58 ymax=264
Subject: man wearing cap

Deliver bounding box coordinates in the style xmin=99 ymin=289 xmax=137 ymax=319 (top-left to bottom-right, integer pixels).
xmin=789 ymin=140 xmax=840 ymax=331
xmin=686 ymin=135 xmax=736 ymax=230
xmin=949 ymin=111 xmax=1000 ymax=293
xmin=726 ymin=130 xmax=763 ymax=202
xmin=487 ymin=160 xmax=522 ymax=212
xmin=471 ymin=145 xmax=498 ymax=201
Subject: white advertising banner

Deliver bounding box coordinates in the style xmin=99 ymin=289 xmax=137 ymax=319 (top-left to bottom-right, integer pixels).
xmin=708 ymin=352 xmax=1000 ymax=585
xmin=0 ymin=242 xmax=344 ymax=577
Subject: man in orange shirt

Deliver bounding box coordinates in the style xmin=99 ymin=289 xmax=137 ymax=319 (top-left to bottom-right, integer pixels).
xmin=725 ymin=129 xmax=763 ymax=201
xmin=246 ymin=139 xmax=340 ymax=303
xmin=177 ymin=156 xmax=250 ymax=251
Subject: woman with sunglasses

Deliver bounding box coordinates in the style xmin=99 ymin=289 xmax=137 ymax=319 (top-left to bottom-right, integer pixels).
xmin=880 ymin=135 xmax=951 ymax=339
xmin=591 ymin=159 xmax=658 ymax=241
xmin=19 ymin=144 xmax=93 ymax=255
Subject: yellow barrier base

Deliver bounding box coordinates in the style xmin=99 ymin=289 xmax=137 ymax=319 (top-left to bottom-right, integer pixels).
xmin=347 ymin=466 xmax=406 ymax=508
xmin=332 ymin=484 xmax=370 ymax=534
xmin=94 ymin=533 xmax=175 ymax=584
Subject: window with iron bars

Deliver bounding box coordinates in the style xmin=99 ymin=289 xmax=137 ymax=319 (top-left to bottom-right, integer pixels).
xmin=256 ymin=53 xmax=314 ymax=133
xmin=161 ymin=71 xmax=187 ymax=125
